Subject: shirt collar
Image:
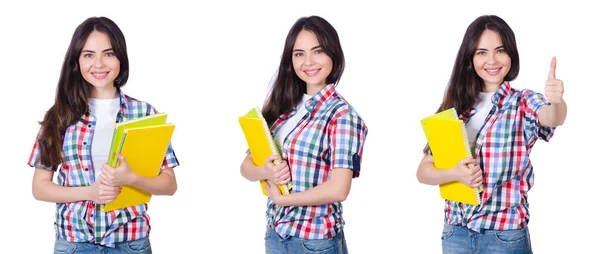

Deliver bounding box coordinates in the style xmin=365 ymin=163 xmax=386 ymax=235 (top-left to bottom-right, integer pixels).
xmin=491 ymin=82 xmax=511 ymax=106
xmin=304 ymin=83 xmax=336 ymax=112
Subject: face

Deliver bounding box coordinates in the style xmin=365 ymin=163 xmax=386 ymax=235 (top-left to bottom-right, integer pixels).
xmin=473 ymin=29 xmax=511 ymax=91
xmin=79 ymin=30 xmax=120 ymax=96
xmin=292 ymin=30 xmax=333 ymax=92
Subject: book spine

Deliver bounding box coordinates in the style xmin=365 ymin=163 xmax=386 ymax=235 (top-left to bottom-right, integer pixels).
xmin=259 ymin=111 xmax=292 ymax=195
xmin=459 ymin=120 xmax=483 ymax=205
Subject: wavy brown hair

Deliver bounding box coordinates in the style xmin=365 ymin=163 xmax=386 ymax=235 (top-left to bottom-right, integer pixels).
xmin=262 ymin=16 xmax=345 ymax=125
xmin=37 ymin=17 xmax=129 ymax=169
xmin=437 ymin=15 xmax=520 ymax=115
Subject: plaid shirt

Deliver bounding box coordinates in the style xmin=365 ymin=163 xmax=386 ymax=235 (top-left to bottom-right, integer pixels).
xmin=445 ymin=82 xmax=554 ymax=231
xmin=266 ymin=84 xmax=368 ymax=239
xmin=27 ymin=91 xmax=179 ymax=247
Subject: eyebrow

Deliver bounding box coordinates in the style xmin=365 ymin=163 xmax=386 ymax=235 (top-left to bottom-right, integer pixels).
xmin=475 ymin=45 xmax=504 ymax=51
xmin=81 ymin=48 xmax=114 ymax=53
xmin=293 ymin=45 xmax=322 ymax=52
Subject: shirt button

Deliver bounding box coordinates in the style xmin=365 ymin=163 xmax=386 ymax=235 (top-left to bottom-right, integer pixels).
xmin=84 ymin=168 xmax=89 ymax=171
xmin=83 ymin=142 xmax=87 ymax=145
xmin=88 ymin=124 xmax=92 ymax=127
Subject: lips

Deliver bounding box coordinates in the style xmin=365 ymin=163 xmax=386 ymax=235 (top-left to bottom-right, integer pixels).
xmin=91 ymin=72 xmax=109 ymax=79
xmin=485 ymin=67 xmax=501 ymax=76
xmin=304 ymin=69 xmax=320 ymax=77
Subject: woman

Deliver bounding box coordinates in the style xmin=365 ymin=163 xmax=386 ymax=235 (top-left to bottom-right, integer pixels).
xmin=240 ymin=16 xmax=368 ymax=254
xmin=416 ymin=15 xmax=567 ymax=253
xmin=27 ymin=16 xmax=179 ymax=253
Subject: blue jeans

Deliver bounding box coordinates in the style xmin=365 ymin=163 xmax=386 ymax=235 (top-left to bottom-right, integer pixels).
xmin=54 ymin=236 xmax=152 ymax=254
xmin=265 ymin=227 xmax=348 ymax=254
xmin=441 ymin=224 xmax=532 ymax=254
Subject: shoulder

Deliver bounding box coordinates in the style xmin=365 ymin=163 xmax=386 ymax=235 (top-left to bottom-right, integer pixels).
xmin=122 ymin=93 xmax=159 ymax=116
xmin=327 ymin=92 xmax=365 ymax=124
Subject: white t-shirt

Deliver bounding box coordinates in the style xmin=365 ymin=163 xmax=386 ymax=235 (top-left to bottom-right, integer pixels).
xmin=88 ymin=97 xmax=121 ymax=179
xmin=274 ymin=94 xmax=312 ymax=151
xmin=466 ymin=92 xmax=495 ymax=151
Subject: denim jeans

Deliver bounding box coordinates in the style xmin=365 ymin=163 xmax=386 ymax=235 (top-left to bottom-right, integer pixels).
xmin=54 ymin=236 xmax=152 ymax=254
xmin=265 ymin=227 xmax=348 ymax=254
xmin=441 ymin=224 xmax=532 ymax=254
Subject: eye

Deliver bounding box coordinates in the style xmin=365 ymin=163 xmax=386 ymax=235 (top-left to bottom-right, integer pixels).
xmin=476 ymin=51 xmax=486 ymax=56
xmin=105 ymin=51 xmax=115 ymax=57
xmin=82 ymin=53 xmax=94 ymax=58
xmin=497 ymin=49 xmax=505 ymax=54
xmin=315 ymin=49 xmax=323 ymax=54
xmin=293 ymin=52 xmax=303 ymax=57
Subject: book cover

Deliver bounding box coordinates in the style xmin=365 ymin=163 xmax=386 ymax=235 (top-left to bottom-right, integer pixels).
xmin=421 ymin=108 xmax=482 ymax=206
xmin=239 ymin=106 xmax=292 ymax=196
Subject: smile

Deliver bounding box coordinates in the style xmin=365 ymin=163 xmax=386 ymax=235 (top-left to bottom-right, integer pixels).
xmin=91 ymin=72 xmax=109 ymax=79
xmin=304 ymin=69 xmax=320 ymax=77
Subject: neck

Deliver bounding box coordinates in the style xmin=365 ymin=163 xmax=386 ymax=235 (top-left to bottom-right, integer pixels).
xmin=483 ymin=82 xmax=501 ymax=93
xmin=306 ymin=82 xmax=326 ymax=96
xmin=90 ymin=86 xmax=118 ymax=99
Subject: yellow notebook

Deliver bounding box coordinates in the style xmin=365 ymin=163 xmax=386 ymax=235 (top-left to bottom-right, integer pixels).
xmin=107 ymin=113 xmax=168 ymax=167
xmin=238 ymin=106 xmax=291 ymax=196
xmin=103 ymin=114 xmax=175 ymax=212
xmin=421 ymin=108 xmax=482 ymax=206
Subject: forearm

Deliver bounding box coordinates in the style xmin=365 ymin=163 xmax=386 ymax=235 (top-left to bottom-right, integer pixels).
xmin=129 ymin=168 xmax=177 ymax=195
xmin=417 ymin=159 xmax=457 ymax=185
xmin=539 ymin=100 xmax=567 ymax=127
xmin=274 ymin=168 xmax=352 ymax=206
xmin=32 ymin=181 xmax=90 ymax=203
xmin=240 ymin=154 xmax=266 ymax=182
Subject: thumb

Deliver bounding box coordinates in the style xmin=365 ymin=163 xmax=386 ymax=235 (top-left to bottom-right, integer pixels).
xmin=116 ymin=153 xmax=128 ymax=165
xmin=548 ymin=56 xmax=557 ymax=80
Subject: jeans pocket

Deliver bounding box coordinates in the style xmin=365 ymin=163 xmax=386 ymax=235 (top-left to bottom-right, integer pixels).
xmin=494 ymin=228 xmax=530 ymax=251
xmin=54 ymin=237 xmax=76 ymax=254
xmin=301 ymin=238 xmax=338 ymax=253
xmin=441 ymin=224 xmax=454 ymax=241
xmin=125 ymin=237 xmax=152 ymax=253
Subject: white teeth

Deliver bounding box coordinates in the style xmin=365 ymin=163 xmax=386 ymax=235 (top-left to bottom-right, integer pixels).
xmin=92 ymin=73 xmax=107 ymax=78
xmin=305 ymin=70 xmax=319 ymax=75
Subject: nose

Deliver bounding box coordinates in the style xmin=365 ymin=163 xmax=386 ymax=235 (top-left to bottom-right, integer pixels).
xmin=487 ymin=52 xmax=498 ymax=65
xmin=303 ymin=53 xmax=314 ymax=66
xmin=93 ymin=55 xmax=105 ymax=68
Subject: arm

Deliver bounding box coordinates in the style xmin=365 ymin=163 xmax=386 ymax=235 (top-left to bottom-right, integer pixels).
xmin=416 ymin=154 xmax=482 ymax=188
xmin=539 ymin=56 xmax=567 ymax=127
xmin=32 ymin=168 xmax=89 ymax=203
xmin=32 ymin=168 xmax=120 ymax=204
xmin=100 ymin=153 xmax=177 ymax=196
xmin=128 ymin=167 xmax=177 ymax=196
xmin=538 ymin=100 xmax=567 ymax=127
xmin=266 ymin=167 xmax=352 ymax=206
xmin=240 ymin=153 xmax=290 ymax=184
xmin=240 ymin=153 xmax=267 ymax=182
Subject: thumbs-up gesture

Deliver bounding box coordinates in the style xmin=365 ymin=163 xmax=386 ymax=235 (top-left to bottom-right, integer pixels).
xmin=545 ymin=57 xmax=564 ymax=104
xmin=100 ymin=153 xmax=135 ymax=187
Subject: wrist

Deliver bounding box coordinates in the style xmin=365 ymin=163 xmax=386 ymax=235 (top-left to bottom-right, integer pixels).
xmin=127 ymin=172 xmax=138 ymax=186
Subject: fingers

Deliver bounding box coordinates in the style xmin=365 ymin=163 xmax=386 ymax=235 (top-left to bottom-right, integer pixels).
xmin=548 ymin=57 xmax=557 ymax=80
xmin=460 ymin=158 xmax=477 ymax=166
xmin=275 ymin=174 xmax=291 ymax=185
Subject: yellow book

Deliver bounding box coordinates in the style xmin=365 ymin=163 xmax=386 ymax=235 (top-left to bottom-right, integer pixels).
xmin=107 ymin=113 xmax=168 ymax=167
xmin=238 ymin=106 xmax=291 ymax=196
xmin=103 ymin=116 xmax=175 ymax=212
xmin=421 ymin=108 xmax=482 ymax=206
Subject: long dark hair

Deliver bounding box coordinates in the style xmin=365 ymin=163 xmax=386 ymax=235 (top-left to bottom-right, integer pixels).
xmin=262 ymin=15 xmax=345 ymax=125
xmin=437 ymin=15 xmax=520 ymax=115
xmin=37 ymin=16 xmax=129 ymax=168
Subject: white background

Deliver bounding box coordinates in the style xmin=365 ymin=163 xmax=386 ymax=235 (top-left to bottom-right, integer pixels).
xmin=1 ymin=0 xmax=597 ymax=253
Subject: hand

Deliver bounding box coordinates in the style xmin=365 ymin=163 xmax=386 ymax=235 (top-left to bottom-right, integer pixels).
xmin=100 ymin=153 xmax=135 ymax=187
xmin=452 ymin=158 xmax=483 ymax=188
xmin=264 ymin=180 xmax=283 ymax=205
xmin=89 ymin=175 xmax=121 ymax=204
xmin=545 ymin=57 xmax=564 ymax=104
xmin=263 ymin=155 xmax=291 ymax=185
